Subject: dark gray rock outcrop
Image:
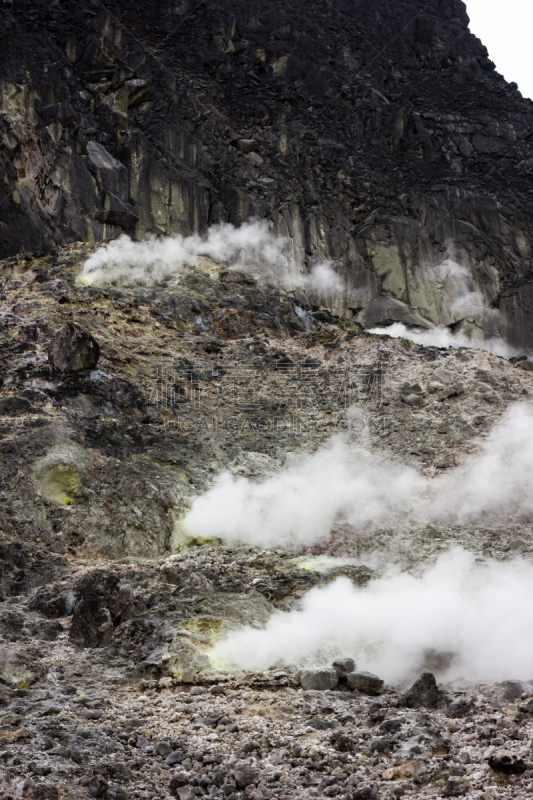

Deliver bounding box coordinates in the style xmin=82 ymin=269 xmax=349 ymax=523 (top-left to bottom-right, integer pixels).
xmin=347 ymin=671 xmax=384 ymax=696
xmin=2 ymin=1 xmax=533 ymax=346
xmin=488 ymin=748 xmax=528 ymax=774
xmin=48 ymin=323 xmax=100 ymax=373
xmin=299 ymin=668 xmax=338 ymax=691
xmin=402 ymin=670 xmax=441 ymax=708
xmin=70 ymin=570 xmax=139 ymax=647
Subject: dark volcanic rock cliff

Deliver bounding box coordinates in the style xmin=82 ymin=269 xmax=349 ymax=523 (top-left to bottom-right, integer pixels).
xmin=2 ymin=0 xmax=533 ymax=345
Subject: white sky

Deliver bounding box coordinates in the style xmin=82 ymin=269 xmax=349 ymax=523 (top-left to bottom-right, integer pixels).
xmin=466 ymin=1 xmax=533 ymax=99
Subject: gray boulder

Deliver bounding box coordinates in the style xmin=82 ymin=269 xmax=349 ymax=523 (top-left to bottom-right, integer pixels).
xmin=332 ymin=657 xmax=356 ymax=677
xmin=352 ymin=787 xmax=379 ymax=800
xmin=169 ymin=772 xmax=190 ymax=793
xmin=234 ymin=763 xmax=258 ymax=789
xmin=519 ymin=697 xmax=533 ymax=714
xmin=347 ymin=671 xmax=384 ymax=695
xmin=49 ymin=323 xmax=100 ymax=373
xmin=299 ymin=668 xmax=338 ymax=691
xmin=165 ymin=751 xmax=185 ymax=766
xmin=402 ymin=671 xmax=440 ymax=708
xmin=488 ymin=749 xmax=527 ymax=774
xmin=497 ymin=680 xmax=524 ymax=700
xmin=174 ymin=788 xmax=195 ymax=800
xmin=403 ymin=393 xmax=424 ymax=407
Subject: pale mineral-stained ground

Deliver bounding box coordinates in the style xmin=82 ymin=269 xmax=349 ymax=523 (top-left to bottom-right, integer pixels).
xmin=1 ymin=245 xmax=533 ymax=799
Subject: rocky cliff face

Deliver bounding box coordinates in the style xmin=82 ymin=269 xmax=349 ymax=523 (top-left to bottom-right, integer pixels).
xmin=2 ymin=0 xmax=533 ymax=346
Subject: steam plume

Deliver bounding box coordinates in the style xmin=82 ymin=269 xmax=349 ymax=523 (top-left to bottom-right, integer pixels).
xmin=214 ymin=547 xmax=533 ymax=683
xmin=183 ymin=404 xmax=533 ymax=547
xmin=369 ymin=322 xmax=519 ymax=359
xmin=80 ymin=221 xmax=342 ymax=295
xmin=183 ymin=435 xmax=424 ymax=549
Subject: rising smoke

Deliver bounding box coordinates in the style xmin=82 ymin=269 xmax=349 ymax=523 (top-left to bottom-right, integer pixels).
xmin=80 ymin=220 xmax=342 ymax=296
xmin=183 ymin=434 xmax=424 ymax=549
xmin=368 ymin=259 xmax=525 ymax=359
xmin=368 ymin=322 xmax=519 ymax=359
xmin=214 ymin=547 xmax=533 ymax=683
xmin=183 ymin=403 xmax=533 ymax=548
xmin=82 ymin=226 xmax=524 ymax=358
xmin=191 ymin=404 xmax=533 ymax=683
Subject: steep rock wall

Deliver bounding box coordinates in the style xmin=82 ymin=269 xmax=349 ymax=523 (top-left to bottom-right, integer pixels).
xmin=2 ymin=0 xmax=533 ymax=346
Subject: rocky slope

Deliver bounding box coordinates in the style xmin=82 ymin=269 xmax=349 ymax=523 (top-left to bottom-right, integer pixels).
xmin=3 ymin=2 xmax=533 ymax=799
xmin=2 ymin=243 xmax=533 ymax=798
xmin=2 ymin=1 xmax=533 ymax=345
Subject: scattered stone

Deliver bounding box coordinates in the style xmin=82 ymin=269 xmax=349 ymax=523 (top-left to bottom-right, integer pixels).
xmin=498 ymin=680 xmax=524 ymax=700
xmin=165 ymin=750 xmax=185 ymax=766
xmin=299 ymin=668 xmax=338 ymax=691
xmin=379 ymin=718 xmax=402 ymax=734
xmin=88 ymin=775 xmax=108 ymax=797
xmin=169 ymin=772 xmax=191 ymax=794
xmin=70 ymin=571 xmax=138 ymax=647
xmin=309 ymin=715 xmax=337 ymax=730
xmin=48 ymin=322 xmax=100 ymax=373
xmin=488 ymin=749 xmax=527 ymax=774
xmin=437 ymin=383 xmax=464 ymax=401
xmin=173 ymin=788 xmax=195 ymax=800
xmin=443 ymin=778 xmax=472 ymax=796
xmin=402 ymin=671 xmax=440 ymax=708
xmin=433 ymin=368 xmax=453 ymax=383
xmin=107 ymin=788 xmax=130 ymax=800
xmin=403 ymin=393 xmax=424 ymax=407
xmin=518 ymin=697 xmax=533 ymax=713
xmin=332 ymin=657 xmax=356 ymax=677
xmin=29 ymin=587 xmax=76 ymax=618
xmin=234 ymin=763 xmax=258 ymax=789
xmin=332 ymin=732 xmax=353 ymax=752
xmin=347 ymin=671 xmax=384 ymax=695
xmin=78 ymin=708 xmax=102 ymax=720
xmin=446 ymin=696 xmax=475 ymax=718
xmin=156 ymin=741 xmax=173 ymax=757
xmin=367 ymin=701 xmax=387 ymax=723
xmin=352 ymin=786 xmax=379 ymax=800
xmin=401 ymin=382 xmax=425 ymax=406
xmin=370 ymin=736 xmax=397 ymax=753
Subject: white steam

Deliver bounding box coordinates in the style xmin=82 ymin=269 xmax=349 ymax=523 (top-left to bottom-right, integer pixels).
xmin=214 ymin=547 xmax=533 ymax=683
xmin=443 ymin=401 xmax=533 ymax=520
xmin=183 ymin=403 xmax=533 ymax=548
xmin=184 ymin=436 xmax=424 ymax=548
xmin=368 ymin=322 xmax=519 ymax=359
xmin=80 ymin=220 xmax=342 ymax=296
xmin=367 ymin=260 xmax=527 ymax=359
xmin=412 ymin=259 xmax=499 ymax=329
xmin=187 ymin=404 xmax=533 ymax=683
